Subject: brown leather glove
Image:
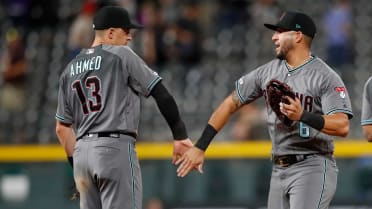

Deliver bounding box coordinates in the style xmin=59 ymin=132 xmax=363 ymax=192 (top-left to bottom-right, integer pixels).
xmin=266 ymin=79 xmax=296 ymax=127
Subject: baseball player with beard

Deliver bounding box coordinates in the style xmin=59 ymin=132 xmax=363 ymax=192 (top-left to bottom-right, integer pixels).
xmin=362 ymin=76 xmax=372 ymax=141
xmin=176 ymin=11 xmax=353 ymax=209
xmin=55 ymin=6 xmax=193 ymax=209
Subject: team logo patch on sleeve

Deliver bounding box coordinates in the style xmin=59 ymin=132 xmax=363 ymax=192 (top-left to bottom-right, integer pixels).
xmin=334 ymin=87 xmax=347 ymax=98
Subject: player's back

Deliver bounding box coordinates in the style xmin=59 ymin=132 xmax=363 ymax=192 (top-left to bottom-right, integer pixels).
xmin=59 ymin=44 xmax=152 ymax=139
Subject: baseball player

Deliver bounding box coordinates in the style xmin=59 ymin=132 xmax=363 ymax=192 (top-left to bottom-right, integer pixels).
xmin=176 ymin=11 xmax=353 ymax=209
xmin=362 ymin=76 xmax=372 ymax=141
xmin=55 ymin=6 xmax=193 ymax=209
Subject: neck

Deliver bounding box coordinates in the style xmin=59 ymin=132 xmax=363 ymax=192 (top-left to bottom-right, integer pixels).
xmin=91 ymin=38 xmax=104 ymax=47
xmin=285 ymin=48 xmax=312 ymax=69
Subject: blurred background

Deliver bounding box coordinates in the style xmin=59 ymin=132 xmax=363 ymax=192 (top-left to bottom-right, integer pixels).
xmin=0 ymin=0 xmax=372 ymax=208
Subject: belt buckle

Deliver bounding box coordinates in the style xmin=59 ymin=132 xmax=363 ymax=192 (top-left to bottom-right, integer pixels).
xmin=109 ymin=133 xmax=120 ymax=138
xmin=277 ymin=157 xmax=290 ymax=167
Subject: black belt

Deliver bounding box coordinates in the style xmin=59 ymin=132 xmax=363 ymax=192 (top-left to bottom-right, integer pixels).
xmin=78 ymin=132 xmax=137 ymax=140
xmin=273 ymin=154 xmax=316 ymax=167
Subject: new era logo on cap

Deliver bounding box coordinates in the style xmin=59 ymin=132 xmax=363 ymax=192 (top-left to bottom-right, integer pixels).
xmin=264 ymin=11 xmax=316 ymax=38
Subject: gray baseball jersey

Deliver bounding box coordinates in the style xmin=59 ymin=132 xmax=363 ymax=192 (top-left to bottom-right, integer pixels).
xmin=236 ymin=56 xmax=353 ymax=156
xmin=56 ymin=44 xmax=161 ymax=209
xmin=55 ymin=45 xmax=161 ymax=139
xmin=236 ymin=56 xmax=352 ymax=209
xmin=362 ymin=76 xmax=372 ymax=126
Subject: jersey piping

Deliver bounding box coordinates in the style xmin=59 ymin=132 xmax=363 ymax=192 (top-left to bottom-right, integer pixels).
xmin=362 ymin=119 xmax=372 ymax=126
xmin=55 ymin=113 xmax=65 ymax=121
xmin=147 ymin=76 xmax=162 ymax=93
xmin=316 ymin=159 xmax=327 ymax=209
xmin=235 ymin=81 xmax=246 ymax=104
xmin=128 ymin=143 xmax=136 ymax=209
xmin=326 ymin=108 xmax=353 ymax=118
xmin=285 ymin=55 xmax=316 ymax=73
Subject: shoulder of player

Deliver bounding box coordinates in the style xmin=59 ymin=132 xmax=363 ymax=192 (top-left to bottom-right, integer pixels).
xmin=102 ymin=45 xmax=139 ymax=58
xmin=60 ymin=59 xmax=76 ymax=79
xmin=307 ymin=57 xmax=340 ymax=77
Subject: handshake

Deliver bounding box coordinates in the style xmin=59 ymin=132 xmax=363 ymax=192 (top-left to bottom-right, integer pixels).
xmin=172 ymin=138 xmax=205 ymax=177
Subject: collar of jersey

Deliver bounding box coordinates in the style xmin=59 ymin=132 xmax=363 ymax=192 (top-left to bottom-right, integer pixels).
xmin=285 ymin=55 xmax=315 ymax=73
xmin=79 ymin=45 xmax=103 ymax=56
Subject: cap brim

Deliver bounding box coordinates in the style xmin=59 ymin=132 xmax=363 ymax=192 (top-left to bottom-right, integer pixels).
xmin=264 ymin=23 xmax=282 ymax=31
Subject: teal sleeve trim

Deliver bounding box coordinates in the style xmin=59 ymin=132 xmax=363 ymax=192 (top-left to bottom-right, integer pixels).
xmin=362 ymin=119 xmax=372 ymax=125
xmin=326 ymin=108 xmax=353 ymax=119
xmin=235 ymin=81 xmax=245 ymax=104
xmin=55 ymin=114 xmax=65 ymax=121
xmin=147 ymin=76 xmax=162 ymax=92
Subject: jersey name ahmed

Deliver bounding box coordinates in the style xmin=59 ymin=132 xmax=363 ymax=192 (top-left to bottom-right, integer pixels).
xmin=69 ymin=55 xmax=102 ymax=77
xmin=235 ymin=56 xmax=353 ymax=156
xmin=56 ymin=45 xmax=162 ymax=139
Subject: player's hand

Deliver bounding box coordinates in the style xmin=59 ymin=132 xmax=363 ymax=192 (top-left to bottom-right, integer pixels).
xmin=175 ymin=147 xmax=204 ymax=177
xmin=172 ymin=138 xmax=194 ymax=164
xmin=280 ymin=96 xmax=303 ymax=121
xmin=70 ymin=182 xmax=80 ymax=201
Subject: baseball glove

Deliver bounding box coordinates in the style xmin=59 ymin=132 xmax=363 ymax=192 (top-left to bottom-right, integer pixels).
xmin=266 ymin=79 xmax=296 ymax=127
xmin=70 ymin=183 xmax=80 ymax=201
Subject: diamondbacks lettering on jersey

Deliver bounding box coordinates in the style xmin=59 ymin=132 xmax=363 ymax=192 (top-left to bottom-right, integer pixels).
xmin=295 ymin=92 xmax=314 ymax=112
xmin=263 ymin=90 xmax=315 ymax=112
xmin=70 ymin=55 xmax=102 ymax=77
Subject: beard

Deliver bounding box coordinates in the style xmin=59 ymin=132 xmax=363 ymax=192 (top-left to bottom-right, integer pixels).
xmin=275 ymin=42 xmax=293 ymax=60
xmin=276 ymin=52 xmax=285 ymax=60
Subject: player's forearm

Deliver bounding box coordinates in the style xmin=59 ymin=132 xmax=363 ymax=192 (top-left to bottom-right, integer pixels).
xmin=56 ymin=122 xmax=76 ymax=156
xmin=363 ymin=125 xmax=372 ymax=142
xmin=151 ymin=82 xmax=188 ymax=140
xmin=321 ymin=113 xmax=349 ymax=137
xmin=208 ymin=96 xmax=238 ymax=131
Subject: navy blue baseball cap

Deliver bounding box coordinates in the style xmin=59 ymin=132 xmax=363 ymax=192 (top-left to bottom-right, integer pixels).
xmin=264 ymin=11 xmax=316 ymax=38
xmin=93 ymin=6 xmax=143 ymax=30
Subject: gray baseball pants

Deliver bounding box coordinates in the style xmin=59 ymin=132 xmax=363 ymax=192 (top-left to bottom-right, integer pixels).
xmin=73 ymin=134 xmax=142 ymax=209
xmin=268 ymin=155 xmax=338 ymax=209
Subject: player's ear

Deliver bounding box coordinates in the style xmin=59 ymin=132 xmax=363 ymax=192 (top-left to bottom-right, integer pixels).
xmin=294 ymin=31 xmax=303 ymax=43
xmin=107 ymin=28 xmax=115 ymax=40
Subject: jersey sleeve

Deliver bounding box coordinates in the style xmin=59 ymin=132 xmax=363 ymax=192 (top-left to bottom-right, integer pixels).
xmin=362 ymin=77 xmax=372 ymax=125
xmin=124 ymin=47 xmax=162 ymax=97
xmin=235 ymin=67 xmax=264 ymax=104
xmin=321 ymin=73 xmax=353 ymax=118
xmin=55 ymin=76 xmax=73 ymax=124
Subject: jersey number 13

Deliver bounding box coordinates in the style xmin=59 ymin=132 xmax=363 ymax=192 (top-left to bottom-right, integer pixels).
xmin=72 ymin=76 xmax=102 ymax=114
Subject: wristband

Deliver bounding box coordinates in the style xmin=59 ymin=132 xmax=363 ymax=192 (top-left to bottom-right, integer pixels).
xmin=195 ymin=124 xmax=218 ymax=151
xmin=67 ymin=156 xmax=73 ymax=168
xmin=299 ymin=110 xmax=325 ymax=131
